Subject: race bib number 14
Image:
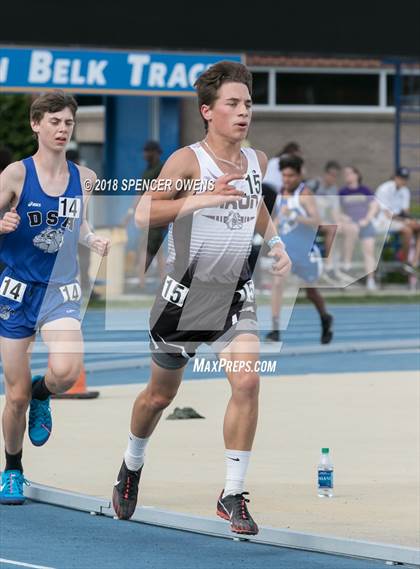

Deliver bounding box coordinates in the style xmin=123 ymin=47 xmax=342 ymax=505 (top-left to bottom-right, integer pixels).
xmin=0 ymin=276 xmax=27 ymax=302
xmin=59 ymin=283 xmax=82 ymax=302
xmin=58 ymin=197 xmax=81 ymax=219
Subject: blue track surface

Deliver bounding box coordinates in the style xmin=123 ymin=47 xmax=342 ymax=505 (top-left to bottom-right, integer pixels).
xmin=1 ymin=303 xmax=418 ymax=392
xmin=0 ymin=303 xmax=418 ymax=568
xmin=0 ymin=502 xmax=386 ymax=569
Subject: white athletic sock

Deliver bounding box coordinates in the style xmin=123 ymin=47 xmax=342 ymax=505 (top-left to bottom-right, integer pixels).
xmin=223 ymin=449 xmax=251 ymax=498
xmin=124 ymin=432 xmax=149 ymax=472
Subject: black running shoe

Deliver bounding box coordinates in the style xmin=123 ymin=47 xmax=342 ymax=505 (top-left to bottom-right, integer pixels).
xmin=265 ymin=330 xmax=281 ymax=342
xmin=217 ymin=491 xmax=259 ymax=535
xmin=112 ymin=460 xmax=142 ymax=520
xmin=321 ymin=313 xmax=333 ymax=344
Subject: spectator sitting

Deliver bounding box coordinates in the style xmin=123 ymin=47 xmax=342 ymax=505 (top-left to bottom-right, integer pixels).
xmin=374 ymin=167 xmax=420 ymax=273
xmin=307 ymin=160 xmax=343 ymax=283
xmin=338 ymin=166 xmax=379 ymax=291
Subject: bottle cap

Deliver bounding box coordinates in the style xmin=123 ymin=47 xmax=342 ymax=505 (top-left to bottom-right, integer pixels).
xmin=322 ymin=448 xmax=329 ymax=453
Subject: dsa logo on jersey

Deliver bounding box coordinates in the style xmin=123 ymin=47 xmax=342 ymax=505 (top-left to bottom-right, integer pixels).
xmin=0 ymin=305 xmax=14 ymax=320
xmin=27 ymin=198 xmax=81 ymax=233
xmin=33 ymin=228 xmax=64 ymax=253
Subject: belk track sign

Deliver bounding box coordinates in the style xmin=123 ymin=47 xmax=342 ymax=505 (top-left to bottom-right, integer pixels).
xmin=0 ymin=47 xmax=242 ymax=95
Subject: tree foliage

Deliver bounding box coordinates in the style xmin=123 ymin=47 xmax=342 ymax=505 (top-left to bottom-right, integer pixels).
xmin=0 ymin=94 xmax=37 ymax=160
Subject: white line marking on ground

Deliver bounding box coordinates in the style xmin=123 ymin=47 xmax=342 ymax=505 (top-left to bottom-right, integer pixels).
xmin=368 ymin=349 xmax=420 ymax=356
xmin=0 ymin=559 xmax=56 ymax=569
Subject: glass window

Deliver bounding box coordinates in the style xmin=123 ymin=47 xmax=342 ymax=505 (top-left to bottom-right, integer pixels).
xmin=276 ymin=73 xmax=379 ymax=105
xmin=252 ymin=72 xmax=269 ymax=105
xmin=387 ymin=74 xmax=420 ymax=106
xmin=75 ymin=95 xmax=104 ymax=106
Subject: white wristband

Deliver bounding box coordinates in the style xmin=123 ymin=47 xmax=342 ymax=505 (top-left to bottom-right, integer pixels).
xmin=82 ymin=232 xmax=94 ymax=247
xmin=267 ymin=235 xmax=283 ymax=249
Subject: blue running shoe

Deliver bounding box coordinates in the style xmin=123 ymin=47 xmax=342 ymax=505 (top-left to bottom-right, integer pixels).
xmin=0 ymin=470 xmax=28 ymax=505
xmin=28 ymin=375 xmax=52 ymax=446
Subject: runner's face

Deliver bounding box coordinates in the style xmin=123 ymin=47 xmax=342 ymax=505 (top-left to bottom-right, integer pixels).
xmin=32 ymin=107 xmax=75 ymax=151
xmin=282 ymin=167 xmax=301 ymax=192
xmin=203 ymin=82 xmax=252 ymax=141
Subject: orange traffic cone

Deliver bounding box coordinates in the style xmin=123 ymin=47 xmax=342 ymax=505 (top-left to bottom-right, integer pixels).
xmin=51 ymin=364 xmax=100 ymax=400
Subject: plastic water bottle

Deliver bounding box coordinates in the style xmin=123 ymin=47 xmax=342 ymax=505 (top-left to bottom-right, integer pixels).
xmin=317 ymin=447 xmax=333 ymax=498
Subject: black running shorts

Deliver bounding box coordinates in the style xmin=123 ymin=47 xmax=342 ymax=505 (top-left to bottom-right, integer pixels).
xmin=149 ymin=274 xmax=258 ymax=370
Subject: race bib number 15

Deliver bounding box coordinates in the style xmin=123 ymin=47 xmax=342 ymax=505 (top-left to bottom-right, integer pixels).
xmin=162 ymin=276 xmax=189 ymax=307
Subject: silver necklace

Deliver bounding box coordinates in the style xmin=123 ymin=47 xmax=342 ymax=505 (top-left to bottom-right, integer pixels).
xmin=202 ymin=139 xmax=244 ymax=170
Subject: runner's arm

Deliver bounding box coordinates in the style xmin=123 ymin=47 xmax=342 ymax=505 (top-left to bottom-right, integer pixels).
xmin=136 ymin=148 xmax=245 ymax=228
xmin=77 ymin=166 xmax=110 ymax=255
xmin=0 ymin=162 xmax=24 ymax=233
xmin=255 ymin=200 xmax=282 ymax=244
xmin=296 ymin=188 xmax=322 ymax=228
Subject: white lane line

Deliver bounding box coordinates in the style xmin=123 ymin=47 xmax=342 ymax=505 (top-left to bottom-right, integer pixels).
xmin=368 ymin=348 xmax=420 ymax=356
xmin=0 ymin=559 xmax=56 ymax=569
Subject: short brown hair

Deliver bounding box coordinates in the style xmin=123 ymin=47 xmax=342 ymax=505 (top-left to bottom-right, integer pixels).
xmin=30 ymin=90 xmax=78 ymax=124
xmin=194 ymin=61 xmax=252 ymax=131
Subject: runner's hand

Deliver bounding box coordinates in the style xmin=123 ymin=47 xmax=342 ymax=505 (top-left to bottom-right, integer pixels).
xmin=200 ymin=173 xmax=245 ymax=207
xmin=0 ymin=208 xmax=20 ymax=233
xmin=89 ymin=235 xmax=111 ymax=256
xmin=268 ymin=242 xmax=291 ymax=276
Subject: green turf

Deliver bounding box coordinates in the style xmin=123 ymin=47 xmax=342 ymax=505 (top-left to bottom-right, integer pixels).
xmin=85 ymin=293 xmax=420 ymax=310
xmin=293 ymin=294 xmax=420 ymax=304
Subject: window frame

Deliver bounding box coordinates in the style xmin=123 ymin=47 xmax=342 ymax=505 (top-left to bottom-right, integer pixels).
xmin=250 ymin=66 xmax=420 ymax=114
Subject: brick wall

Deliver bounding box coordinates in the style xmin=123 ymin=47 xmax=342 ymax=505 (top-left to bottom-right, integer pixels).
xmin=180 ymin=98 xmax=420 ymax=196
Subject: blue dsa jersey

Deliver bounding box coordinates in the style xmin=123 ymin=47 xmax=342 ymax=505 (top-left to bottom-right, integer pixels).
xmin=276 ymin=183 xmax=322 ymax=283
xmin=0 ymin=157 xmax=83 ymax=285
xmin=276 ymin=183 xmax=317 ymax=258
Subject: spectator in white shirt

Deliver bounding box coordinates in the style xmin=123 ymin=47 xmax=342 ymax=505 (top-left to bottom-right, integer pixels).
xmin=263 ymin=142 xmax=303 ymax=194
xmin=375 ymin=167 xmax=420 ymax=270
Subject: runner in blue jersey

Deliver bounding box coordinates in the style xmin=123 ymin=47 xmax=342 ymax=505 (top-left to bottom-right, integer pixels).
xmin=265 ymin=154 xmax=334 ymax=344
xmin=0 ymin=90 xmax=110 ymax=505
